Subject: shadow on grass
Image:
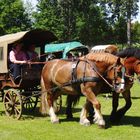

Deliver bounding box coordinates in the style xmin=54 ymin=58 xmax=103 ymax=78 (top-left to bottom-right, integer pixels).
xmin=21 ymin=107 xmax=140 ymax=128
xmin=21 ymin=106 xmax=81 ymax=120
xmin=103 ymin=115 xmax=140 ymax=129
xmin=0 ymin=110 xmax=5 ymax=116
xmin=2 ymin=104 xmax=140 ymax=129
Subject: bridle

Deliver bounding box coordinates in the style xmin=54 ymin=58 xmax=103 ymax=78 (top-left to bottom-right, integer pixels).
xmin=106 ymin=63 xmax=126 ymax=91
xmin=83 ymin=58 xmax=126 ymax=91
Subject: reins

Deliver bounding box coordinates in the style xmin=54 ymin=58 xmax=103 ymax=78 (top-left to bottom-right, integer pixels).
xmin=92 ymin=66 xmax=114 ymax=89
xmin=83 ymin=58 xmax=114 ymax=89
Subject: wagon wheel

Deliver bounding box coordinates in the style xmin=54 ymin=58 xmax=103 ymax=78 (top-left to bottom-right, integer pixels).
xmin=3 ymin=89 xmax=22 ymax=119
xmin=22 ymin=94 xmax=39 ymax=111
xmin=0 ymin=90 xmax=4 ymax=102
xmin=54 ymin=95 xmax=62 ymax=113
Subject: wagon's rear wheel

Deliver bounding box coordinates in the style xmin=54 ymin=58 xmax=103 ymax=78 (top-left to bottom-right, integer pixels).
xmin=3 ymin=89 xmax=22 ymax=119
xmin=22 ymin=95 xmax=38 ymax=111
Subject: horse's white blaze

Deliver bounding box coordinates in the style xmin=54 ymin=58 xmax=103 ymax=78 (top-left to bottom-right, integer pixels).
xmin=120 ymin=78 xmax=125 ymax=90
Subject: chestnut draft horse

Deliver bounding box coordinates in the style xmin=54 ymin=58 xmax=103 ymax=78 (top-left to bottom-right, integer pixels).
xmin=40 ymin=52 xmax=126 ymax=127
xmin=109 ymin=47 xmax=140 ymax=123
xmin=66 ymin=48 xmax=140 ymax=124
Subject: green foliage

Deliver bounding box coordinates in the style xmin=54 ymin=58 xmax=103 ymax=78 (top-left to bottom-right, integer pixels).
xmin=132 ymin=21 xmax=140 ymax=43
xmin=33 ymin=0 xmax=64 ymax=40
xmin=33 ymin=0 xmax=114 ymax=45
xmin=0 ymin=0 xmax=139 ymax=45
xmin=0 ymin=0 xmax=32 ymax=35
xmin=101 ymin=0 xmax=139 ymax=45
xmin=113 ymin=16 xmax=127 ymax=44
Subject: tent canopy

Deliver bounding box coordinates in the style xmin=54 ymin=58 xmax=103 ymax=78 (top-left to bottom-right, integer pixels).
xmin=45 ymin=41 xmax=89 ymax=58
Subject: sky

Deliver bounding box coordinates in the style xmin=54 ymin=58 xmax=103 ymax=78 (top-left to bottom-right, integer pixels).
xmin=24 ymin=0 xmax=140 ymax=22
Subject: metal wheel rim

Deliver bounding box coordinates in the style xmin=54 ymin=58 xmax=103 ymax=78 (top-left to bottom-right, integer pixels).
xmin=3 ymin=89 xmax=22 ymax=119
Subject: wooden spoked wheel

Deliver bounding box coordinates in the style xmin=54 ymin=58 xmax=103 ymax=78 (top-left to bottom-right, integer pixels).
xmin=22 ymin=95 xmax=38 ymax=111
xmin=3 ymin=89 xmax=22 ymax=119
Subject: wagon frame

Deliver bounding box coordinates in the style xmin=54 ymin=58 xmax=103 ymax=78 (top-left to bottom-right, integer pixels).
xmin=0 ymin=29 xmax=57 ymax=119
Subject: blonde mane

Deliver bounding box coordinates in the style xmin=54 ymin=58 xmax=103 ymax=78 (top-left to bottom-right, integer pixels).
xmin=83 ymin=52 xmax=119 ymax=65
xmin=91 ymin=45 xmax=118 ymax=54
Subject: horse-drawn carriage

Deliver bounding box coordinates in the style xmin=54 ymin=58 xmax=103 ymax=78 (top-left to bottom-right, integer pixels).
xmin=0 ymin=29 xmax=57 ymax=119
xmin=0 ymin=30 xmax=90 ymax=119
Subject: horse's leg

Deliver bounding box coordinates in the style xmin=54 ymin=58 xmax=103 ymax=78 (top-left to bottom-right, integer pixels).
xmin=80 ymin=86 xmax=105 ymax=127
xmin=86 ymin=101 xmax=95 ymax=121
xmin=80 ymin=101 xmax=90 ymax=126
xmin=110 ymin=90 xmax=132 ymax=123
xmin=66 ymin=94 xmax=80 ymax=119
xmin=47 ymin=92 xmax=59 ymax=123
xmin=110 ymin=91 xmax=119 ymax=123
xmin=40 ymin=76 xmax=49 ymax=115
xmin=115 ymin=90 xmax=132 ymax=123
xmin=66 ymin=95 xmax=73 ymax=119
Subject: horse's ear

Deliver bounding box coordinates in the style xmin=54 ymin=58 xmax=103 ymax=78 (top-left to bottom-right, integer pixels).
xmin=120 ymin=57 xmax=126 ymax=65
xmin=116 ymin=57 xmax=121 ymax=65
xmin=116 ymin=57 xmax=125 ymax=65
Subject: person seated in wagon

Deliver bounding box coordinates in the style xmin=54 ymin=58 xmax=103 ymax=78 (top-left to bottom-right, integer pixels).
xmin=9 ymin=43 xmax=27 ymax=83
xmin=26 ymin=44 xmax=39 ymax=62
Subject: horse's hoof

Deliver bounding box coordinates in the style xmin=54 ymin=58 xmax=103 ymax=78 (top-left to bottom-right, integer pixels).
xmin=98 ymin=119 xmax=105 ymax=126
xmin=80 ymin=119 xmax=90 ymax=126
xmin=98 ymin=125 xmax=105 ymax=129
xmin=51 ymin=118 xmax=59 ymax=124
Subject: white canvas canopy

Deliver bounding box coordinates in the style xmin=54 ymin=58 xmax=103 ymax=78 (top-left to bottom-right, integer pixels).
xmin=0 ymin=29 xmax=57 ymax=73
xmin=0 ymin=31 xmax=27 ymax=73
xmin=91 ymin=44 xmax=118 ymax=54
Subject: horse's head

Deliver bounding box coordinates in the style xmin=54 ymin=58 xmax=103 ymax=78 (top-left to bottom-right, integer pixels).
xmin=106 ymin=57 xmax=126 ymax=93
xmin=134 ymin=60 xmax=140 ymax=81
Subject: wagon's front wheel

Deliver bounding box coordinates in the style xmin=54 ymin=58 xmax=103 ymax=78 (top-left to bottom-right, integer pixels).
xmin=3 ymin=89 xmax=22 ymax=119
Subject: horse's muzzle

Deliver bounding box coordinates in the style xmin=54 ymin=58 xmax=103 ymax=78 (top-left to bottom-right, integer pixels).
xmin=114 ymin=80 xmax=125 ymax=93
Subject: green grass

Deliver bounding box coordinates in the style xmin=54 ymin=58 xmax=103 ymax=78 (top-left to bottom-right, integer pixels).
xmin=0 ymin=81 xmax=140 ymax=140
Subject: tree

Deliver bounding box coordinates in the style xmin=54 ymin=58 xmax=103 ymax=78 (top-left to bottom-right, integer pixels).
xmin=132 ymin=21 xmax=140 ymax=43
xmin=0 ymin=0 xmax=32 ymax=35
xmin=33 ymin=0 xmax=64 ymax=40
xmin=33 ymin=0 xmax=112 ymax=45
xmin=102 ymin=0 xmax=139 ymax=45
xmin=125 ymin=0 xmax=139 ymax=46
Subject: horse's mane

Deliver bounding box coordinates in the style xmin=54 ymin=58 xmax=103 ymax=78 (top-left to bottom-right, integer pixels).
xmin=84 ymin=52 xmax=119 ymax=65
xmin=116 ymin=47 xmax=140 ymax=59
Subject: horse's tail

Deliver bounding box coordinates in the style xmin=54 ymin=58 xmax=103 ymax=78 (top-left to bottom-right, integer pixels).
xmin=66 ymin=94 xmax=81 ymax=107
xmin=40 ymin=76 xmax=48 ymax=115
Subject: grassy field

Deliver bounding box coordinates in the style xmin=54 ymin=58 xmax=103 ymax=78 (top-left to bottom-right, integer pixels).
xmin=0 ymin=81 xmax=140 ymax=140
